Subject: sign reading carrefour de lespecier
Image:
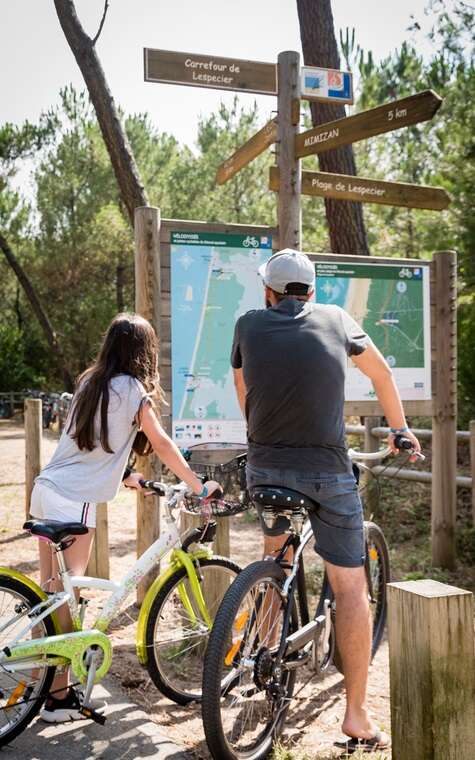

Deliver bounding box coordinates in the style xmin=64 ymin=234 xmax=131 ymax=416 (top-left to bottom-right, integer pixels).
xmin=144 ymin=48 xmax=277 ymax=95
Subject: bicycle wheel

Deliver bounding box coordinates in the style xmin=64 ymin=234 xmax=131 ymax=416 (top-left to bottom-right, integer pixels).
xmin=0 ymin=575 xmax=56 ymax=747
xmin=202 ymin=560 xmax=298 ymax=760
xmin=145 ymin=556 xmax=240 ymax=704
xmin=318 ymin=521 xmax=390 ymax=675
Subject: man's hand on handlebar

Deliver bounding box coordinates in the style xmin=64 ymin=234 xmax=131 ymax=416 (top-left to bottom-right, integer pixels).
xmin=388 ymin=429 xmax=422 ymax=462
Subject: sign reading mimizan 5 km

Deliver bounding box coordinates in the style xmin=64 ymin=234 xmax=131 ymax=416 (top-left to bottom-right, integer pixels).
xmin=144 ymin=48 xmax=277 ymax=95
xmin=295 ymin=90 xmax=442 ymax=158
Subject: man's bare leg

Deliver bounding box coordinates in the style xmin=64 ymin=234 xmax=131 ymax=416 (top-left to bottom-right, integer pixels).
xmin=324 ymin=561 xmax=388 ymax=741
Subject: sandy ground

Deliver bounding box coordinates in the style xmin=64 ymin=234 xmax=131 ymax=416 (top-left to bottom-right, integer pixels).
xmin=0 ymin=418 xmax=391 ymax=759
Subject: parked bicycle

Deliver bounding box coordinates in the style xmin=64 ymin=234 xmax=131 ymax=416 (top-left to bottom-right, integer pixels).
xmin=0 ymin=476 xmax=244 ymax=746
xmin=202 ymin=436 xmax=422 ymax=760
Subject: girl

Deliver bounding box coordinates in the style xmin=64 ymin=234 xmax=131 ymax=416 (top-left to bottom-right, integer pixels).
xmin=30 ymin=313 xmax=220 ymax=722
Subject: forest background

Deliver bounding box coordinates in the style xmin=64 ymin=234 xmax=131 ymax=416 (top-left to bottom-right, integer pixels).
xmin=0 ymin=1 xmax=473 ymax=427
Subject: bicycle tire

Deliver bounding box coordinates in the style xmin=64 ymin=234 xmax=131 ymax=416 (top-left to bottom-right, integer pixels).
xmin=202 ymin=560 xmax=298 ymax=760
xmin=145 ymin=556 xmax=240 ymax=705
xmin=0 ymin=575 xmax=56 ymax=748
xmin=318 ymin=521 xmax=390 ymax=675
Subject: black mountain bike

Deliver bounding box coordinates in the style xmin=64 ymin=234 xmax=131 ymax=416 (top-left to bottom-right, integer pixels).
xmin=202 ymin=437 xmax=420 ymax=760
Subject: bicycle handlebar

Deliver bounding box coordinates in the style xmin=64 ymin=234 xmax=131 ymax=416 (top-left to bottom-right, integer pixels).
xmin=348 ymin=435 xmax=425 ymax=462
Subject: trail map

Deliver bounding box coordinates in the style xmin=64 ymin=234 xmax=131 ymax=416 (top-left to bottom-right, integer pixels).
xmin=171 ymin=231 xmax=272 ymax=445
xmin=315 ymin=261 xmax=431 ymax=401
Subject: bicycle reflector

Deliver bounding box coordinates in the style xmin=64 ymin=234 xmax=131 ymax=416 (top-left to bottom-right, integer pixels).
xmin=225 ymin=610 xmax=249 ymax=666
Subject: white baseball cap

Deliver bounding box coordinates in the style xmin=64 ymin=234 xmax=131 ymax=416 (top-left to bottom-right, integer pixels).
xmin=258 ymin=249 xmax=315 ymax=295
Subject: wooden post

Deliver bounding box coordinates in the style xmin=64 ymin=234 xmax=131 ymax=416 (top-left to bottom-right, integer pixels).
xmin=86 ymin=503 xmax=110 ymax=579
xmin=363 ymin=416 xmax=381 ymax=516
xmin=135 ymin=206 xmax=162 ymax=603
xmin=431 ymin=251 xmax=457 ymax=568
xmin=214 ymin=519 xmax=230 ymax=558
xmin=276 ymin=50 xmax=301 ymax=250
xmin=388 ymin=579 xmax=475 ymax=759
xmin=470 ymin=420 xmax=475 ymax=525
xmin=24 ymin=398 xmax=42 ymax=517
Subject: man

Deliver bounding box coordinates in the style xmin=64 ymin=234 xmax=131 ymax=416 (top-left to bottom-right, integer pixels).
xmin=231 ymin=248 xmax=421 ymax=751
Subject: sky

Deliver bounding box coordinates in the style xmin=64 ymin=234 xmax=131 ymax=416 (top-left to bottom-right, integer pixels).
xmin=0 ymin=0 xmax=439 ymax=149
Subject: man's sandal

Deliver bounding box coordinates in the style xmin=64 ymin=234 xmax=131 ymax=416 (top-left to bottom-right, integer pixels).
xmin=334 ymin=730 xmax=390 ymax=754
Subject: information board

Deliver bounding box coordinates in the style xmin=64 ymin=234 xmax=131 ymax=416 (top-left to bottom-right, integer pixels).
xmin=314 ymin=260 xmax=431 ymax=401
xmin=171 ymin=231 xmax=272 ymax=446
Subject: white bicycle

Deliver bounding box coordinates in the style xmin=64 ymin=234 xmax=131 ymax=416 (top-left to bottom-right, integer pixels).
xmin=0 ymin=477 xmax=245 ymax=746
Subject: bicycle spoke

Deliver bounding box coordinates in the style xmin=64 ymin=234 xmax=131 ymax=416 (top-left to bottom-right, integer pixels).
xmin=148 ymin=562 xmax=238 ymax=701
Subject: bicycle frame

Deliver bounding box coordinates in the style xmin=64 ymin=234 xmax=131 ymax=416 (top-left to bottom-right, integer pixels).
xmin=0 ymin=513 xmax=214 ymax=684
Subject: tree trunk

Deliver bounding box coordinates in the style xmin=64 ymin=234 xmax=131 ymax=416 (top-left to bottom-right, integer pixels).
xmin=53 ymin=0 xmax=148 ymax=227
xmin=296 ymin=0 xmax=370 ymax=255
xmin=0 ymin=233 xmax=74 ymax=391
xmin=116 ymin=262 xmax=125 ymax=312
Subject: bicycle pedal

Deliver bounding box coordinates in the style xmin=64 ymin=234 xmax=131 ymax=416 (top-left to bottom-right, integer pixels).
xmin=79 ymin=706 xmax=106 ymax=725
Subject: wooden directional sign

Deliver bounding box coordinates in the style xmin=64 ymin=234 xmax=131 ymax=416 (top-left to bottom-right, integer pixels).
xmin=295 ymin=90 xmax=442 ymax=158
xmin=144 ymin=48 xmax=277 ymax=95
xmin=216 ymin=119 xmax=277 ymax=184
xmin=269 ymin=167 xmax=451 ymax=211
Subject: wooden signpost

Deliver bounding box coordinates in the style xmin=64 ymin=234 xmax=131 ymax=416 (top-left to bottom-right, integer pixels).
xmin=295 ymin=89 xmax=442 ymax=158
xmin=144 ymin=48 xmax=277 ymax=95
xmin=216 ymin=118 xmax=277 ymax=184
xmin=269 ymin=166 xmax=451 ymax=210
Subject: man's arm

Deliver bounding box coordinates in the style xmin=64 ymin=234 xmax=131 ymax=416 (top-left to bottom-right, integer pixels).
xmin=351 ymin=342 xmax=421 ymax=457
xmin=233 ymin=368 xmax=247 ymax=417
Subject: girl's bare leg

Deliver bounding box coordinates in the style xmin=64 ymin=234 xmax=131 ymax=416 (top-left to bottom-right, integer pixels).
xmin=38 ymin=531 xmax=95 ymax=698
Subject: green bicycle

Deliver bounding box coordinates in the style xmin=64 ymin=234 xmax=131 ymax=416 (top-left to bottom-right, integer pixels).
xmin=0 ymin=476 xmax=244 ymax=747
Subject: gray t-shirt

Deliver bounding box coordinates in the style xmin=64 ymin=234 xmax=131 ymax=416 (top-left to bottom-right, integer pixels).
xmin=231 ymin=299 xmax=369 ymax=473
xmin=36 ymin=374 xmax=148 ymax=502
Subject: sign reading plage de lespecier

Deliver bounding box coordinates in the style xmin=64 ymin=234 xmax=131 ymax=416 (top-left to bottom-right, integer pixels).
xmin=144 ymin=48 xmax=277 ymax=95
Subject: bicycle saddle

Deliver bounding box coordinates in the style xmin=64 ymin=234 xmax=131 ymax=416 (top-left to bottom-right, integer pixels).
xmin=23 ymin=519 xmax=88 ymax=543
xmin=249 ymin=486 xmax=317 ymax=511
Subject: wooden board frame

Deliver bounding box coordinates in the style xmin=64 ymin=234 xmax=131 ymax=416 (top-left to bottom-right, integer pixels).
xmin=158 ymin=219 xmax=278 ymax=437
xmin=307 ymin=252 xmax=434 ymax=417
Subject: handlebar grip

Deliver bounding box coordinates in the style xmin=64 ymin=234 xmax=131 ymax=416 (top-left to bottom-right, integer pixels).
xmin=394 ymin=435 xmax=414 ymax=451
xmin=139 ymin=479 xmax=166 ymax=496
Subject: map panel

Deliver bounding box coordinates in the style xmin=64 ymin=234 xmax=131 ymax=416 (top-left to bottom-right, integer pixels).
xmin=171 ymin=231 xmax=272 ymax=445
xmin=315 ymin=261 xmax=431 ymax=401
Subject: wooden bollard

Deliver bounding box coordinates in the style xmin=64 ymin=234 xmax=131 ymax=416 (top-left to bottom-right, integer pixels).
xmin=86 ymin=503 xmax=110 ymax=579
xmin=24 ymin=398 xmax=42 ymax=517
xmin=388 ymin=579 xmax=475 ymax=759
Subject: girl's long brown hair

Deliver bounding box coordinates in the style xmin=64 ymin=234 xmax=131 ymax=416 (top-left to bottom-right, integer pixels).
xmin=68 ymin=313 xmax=163 ymax=453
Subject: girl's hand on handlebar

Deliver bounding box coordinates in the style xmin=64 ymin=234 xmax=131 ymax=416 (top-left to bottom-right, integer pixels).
xmin=124 ymin=471 xmax=146 ymax=490
xmin=388 ymin=430 xmax=422 ymax=462
xmin=198 ymin=479 xmax=223 ymax=499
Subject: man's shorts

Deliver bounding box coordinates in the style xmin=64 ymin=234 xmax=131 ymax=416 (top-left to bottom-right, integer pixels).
xmin=30 ymin=482 xmax=97 ymax=529
xmin=247 ymin=464 xmax=365 ymax=568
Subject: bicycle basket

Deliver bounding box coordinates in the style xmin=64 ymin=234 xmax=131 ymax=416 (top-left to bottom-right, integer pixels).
xmin=183 ymin=444 xmax=248 ymax=495
xmin=183 ymin=494 xmax=250 ymax=518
